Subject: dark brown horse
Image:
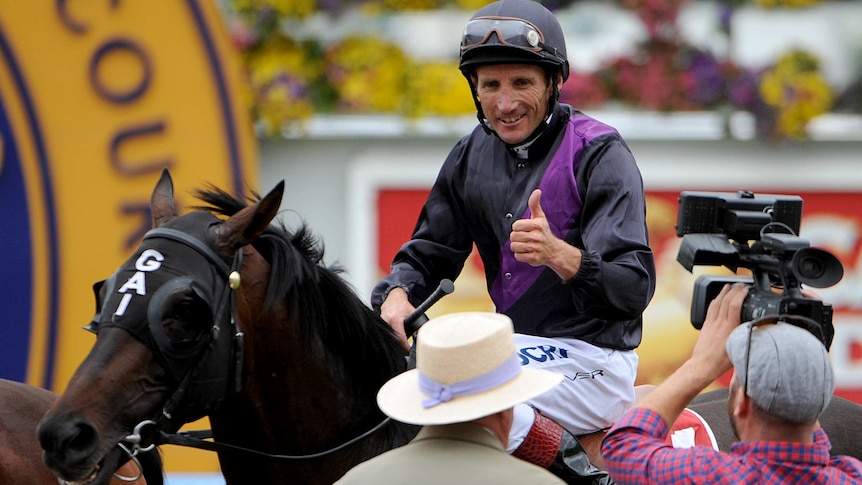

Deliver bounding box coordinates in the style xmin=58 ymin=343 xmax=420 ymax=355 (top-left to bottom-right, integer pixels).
xmin=37 ymin=169 xmax=416 ymax=484
xmin=0 ymin=378 xmax=163 ymax=485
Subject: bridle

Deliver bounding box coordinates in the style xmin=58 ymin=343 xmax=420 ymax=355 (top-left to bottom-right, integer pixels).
xmin=97 ymin=226 xmax=392 ymax=462
xmin=89 ymin=226 xmax=244 ymax=423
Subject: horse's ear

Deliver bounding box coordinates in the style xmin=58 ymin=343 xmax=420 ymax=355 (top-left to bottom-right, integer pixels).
xmin=213 ymin=180 xmax=285 ymax=252
xmin=151 ymin=168 xmax=178 ymax=227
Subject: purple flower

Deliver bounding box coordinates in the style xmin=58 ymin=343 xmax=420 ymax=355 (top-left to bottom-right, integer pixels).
xmin=685 ymin=51 xmax=726 ymax=107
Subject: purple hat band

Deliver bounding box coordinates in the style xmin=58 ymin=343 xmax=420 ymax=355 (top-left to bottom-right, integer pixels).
xmin=418 ymin=354 xmax=522 ymax=409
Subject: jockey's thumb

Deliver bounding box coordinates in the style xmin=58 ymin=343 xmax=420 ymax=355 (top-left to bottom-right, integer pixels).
xmin=529 ymin=189 xmax=546 ymax=220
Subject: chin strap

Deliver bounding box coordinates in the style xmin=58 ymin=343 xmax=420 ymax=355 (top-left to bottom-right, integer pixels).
xmin=466 ymin=76 xmax=495 ymax=137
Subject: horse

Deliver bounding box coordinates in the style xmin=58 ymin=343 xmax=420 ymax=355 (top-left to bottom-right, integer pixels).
xmin=0 ymin=378 xmax=163 ymax=485
xmin=34 ymin=168 xmax=862 ymax=484
xmin=36 ymin=168 xmax=418 ymax=485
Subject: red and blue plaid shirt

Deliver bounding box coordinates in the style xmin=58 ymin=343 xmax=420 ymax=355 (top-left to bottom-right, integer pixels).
xmin=602 ymin=407 xmax=862 ymax=484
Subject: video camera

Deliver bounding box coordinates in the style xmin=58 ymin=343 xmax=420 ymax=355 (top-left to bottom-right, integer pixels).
xmin=675 ymin=190 xmax=843 ymax=348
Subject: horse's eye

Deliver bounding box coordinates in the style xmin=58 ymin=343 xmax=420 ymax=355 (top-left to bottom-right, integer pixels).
xmin=175 ymin=300 xmax=197 ymax=320
xmin=159 ymin=288 xmax=212 ymax=347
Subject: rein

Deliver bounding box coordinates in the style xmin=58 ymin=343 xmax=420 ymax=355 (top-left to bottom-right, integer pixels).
xmin=145 ymin=417 xmax=393 ymax=461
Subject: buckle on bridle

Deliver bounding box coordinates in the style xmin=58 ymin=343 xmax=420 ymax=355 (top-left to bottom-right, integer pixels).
xmin=120 ymin=420 xmax=157 ymax=456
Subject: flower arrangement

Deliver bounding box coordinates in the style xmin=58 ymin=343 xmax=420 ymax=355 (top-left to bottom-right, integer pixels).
xmin=561 ymin=0 xmax=732 ymax=112
xmin=753 ymin=0 xmax=824 ymax=8
xmin=324 ymin=35 xmax=410 ymax=113
xmin=241 ymin=34 xmax=322 ymax=136
xmin=555 ymin=0 xmax=844 ymax=141
xmin=618 ymin=0 xmax=687 ymax=39
xmin=717 ymin=0 xmax=831 ymax=8
xmin=756 ymin=49 xmax=834 ymax=140
xmin=583 ymin=39 xmax=733 ymax=112
xmin=225 ymin=0 xmax=856 ymax=142
xmin=402 ymin=61 xmax=475 ymax=117
xmin=560 ymin=71 xmax=610 ymax=109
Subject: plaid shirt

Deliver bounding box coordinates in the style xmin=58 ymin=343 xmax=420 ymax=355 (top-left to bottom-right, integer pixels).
xmin=602 ymin=407 xmax=862 ymax=484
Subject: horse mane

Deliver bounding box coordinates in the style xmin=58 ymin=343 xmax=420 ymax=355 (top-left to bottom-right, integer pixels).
xmin=192 ymin=185 xmax=407 ymax=404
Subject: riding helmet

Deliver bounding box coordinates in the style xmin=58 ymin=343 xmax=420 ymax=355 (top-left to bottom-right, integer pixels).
xmin=459 ymin=0 xmax=569 ymax=81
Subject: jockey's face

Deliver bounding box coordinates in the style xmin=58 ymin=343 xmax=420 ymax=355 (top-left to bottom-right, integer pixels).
xmin=473 ymin=63 xmax=553 ymax=145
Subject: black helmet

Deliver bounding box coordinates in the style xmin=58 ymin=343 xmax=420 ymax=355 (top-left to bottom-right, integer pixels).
xmin=459 ymin=0 xmax=569 ymax=81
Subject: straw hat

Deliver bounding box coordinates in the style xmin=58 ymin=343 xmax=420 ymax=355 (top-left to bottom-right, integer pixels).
xmin=377 ymin=312 xmax=562 ymax=425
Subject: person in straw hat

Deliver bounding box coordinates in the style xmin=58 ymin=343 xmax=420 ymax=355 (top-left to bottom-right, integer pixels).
xmin=602 ymin=284 xmax=862 ymax=484
xmin=336 ymin=312 xmax=566 ymax=484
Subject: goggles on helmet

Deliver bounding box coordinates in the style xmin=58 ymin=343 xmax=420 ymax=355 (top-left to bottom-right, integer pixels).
xmin=461 ymin=17 xmax=545 ymax=53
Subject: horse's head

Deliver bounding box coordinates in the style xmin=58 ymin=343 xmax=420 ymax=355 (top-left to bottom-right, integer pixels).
xmin=37 ymin=169 xmax=283 ymax=484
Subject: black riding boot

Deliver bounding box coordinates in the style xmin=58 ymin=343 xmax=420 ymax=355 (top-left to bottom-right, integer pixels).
xmin=548 ymin=427 xmax=614 ymax=485
xmin=512 ymin=409 xmax=614 ymax=485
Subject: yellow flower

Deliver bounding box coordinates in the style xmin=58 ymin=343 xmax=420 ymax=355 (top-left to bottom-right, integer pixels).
xmin=325 ymin=35 xmax=409 ymax=113
xmin=230 ymin=0 xmax=264 ymax=11
xmin=382 ymin=0 xmax=442 ymax=11
xmin=402 ymin=61 xmax=474 ymax=117
xmin=256 ymin=82 xmax=316 ymax=135
xmin=243 ymin=35 xmax=320 ymax=133
xmin=755 ymin=0 xmax=821 ymax=8
xmin=758 ymin=49 xmax=834 ymax=140
xmin=454 ymin=0 xmax=496 ymax=10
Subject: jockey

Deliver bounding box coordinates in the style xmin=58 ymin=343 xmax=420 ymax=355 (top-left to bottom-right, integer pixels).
xmin=372 ymin=0 xmax=656 ymax=482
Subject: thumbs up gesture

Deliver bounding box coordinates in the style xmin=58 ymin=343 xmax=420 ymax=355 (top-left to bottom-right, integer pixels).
xmin=527 ymin=187 xmax=547 ymax=220
xmin=510 ymin=189 xmax=582 ymax=280
xmin=510 ymin=189 xmax=555 ymax=267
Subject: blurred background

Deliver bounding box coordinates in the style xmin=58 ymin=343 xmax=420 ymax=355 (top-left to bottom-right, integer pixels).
xmin=1 ymin=0 xmax=861 ymax=483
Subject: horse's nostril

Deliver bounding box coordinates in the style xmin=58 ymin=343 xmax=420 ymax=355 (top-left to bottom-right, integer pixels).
xmin=66 ymin=421 xmax=98 ymax=453
xmin=38 ymin=416 xmax=99 ymax=459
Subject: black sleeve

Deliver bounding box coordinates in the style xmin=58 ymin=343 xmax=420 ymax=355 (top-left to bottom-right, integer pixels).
xmin=370 ymin=140 xmax=474 ymax=310
xmin=567 ymin=135 xmax=656 ymax=319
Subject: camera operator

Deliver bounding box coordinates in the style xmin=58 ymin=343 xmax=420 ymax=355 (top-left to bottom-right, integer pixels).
xmin=601 ymin=283 xmax=862 ymax=484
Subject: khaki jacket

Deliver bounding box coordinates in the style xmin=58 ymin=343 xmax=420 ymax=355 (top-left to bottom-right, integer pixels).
xmin=335 ymin=422 xmax=565 ymax=484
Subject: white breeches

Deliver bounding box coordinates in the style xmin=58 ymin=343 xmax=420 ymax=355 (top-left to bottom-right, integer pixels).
xmin=506 ymin=334 xmax=638 ymax=453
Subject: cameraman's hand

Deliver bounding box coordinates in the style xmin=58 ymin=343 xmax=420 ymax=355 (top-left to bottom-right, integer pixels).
xmin=801 ymin=286 xmax=823 ymax=300
xmin=631 ymin=283 xmax=748 ymax=427
xmin=690 ymin=283 xmax=749 ymax=380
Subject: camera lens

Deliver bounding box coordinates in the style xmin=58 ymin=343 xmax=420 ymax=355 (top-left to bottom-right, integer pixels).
xmin=792 ymin=247 xmax=843 ymax=288
xmin=797 ymin=256 xmax=825 ymax=279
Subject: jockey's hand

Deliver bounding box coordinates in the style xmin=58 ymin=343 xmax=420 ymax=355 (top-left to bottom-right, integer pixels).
xmin=379 ymin=287 xmax=414 ymax=352
xmin=510 ymin=189 xmax=581 ymax=281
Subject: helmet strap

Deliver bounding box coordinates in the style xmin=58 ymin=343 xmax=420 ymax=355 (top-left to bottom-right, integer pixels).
xmin=465 ymin=75 xmax=495 ymax=135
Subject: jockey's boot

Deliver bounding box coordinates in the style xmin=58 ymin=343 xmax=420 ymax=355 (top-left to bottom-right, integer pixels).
xmin=512 ymin=409 xmax=614 ymax=485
